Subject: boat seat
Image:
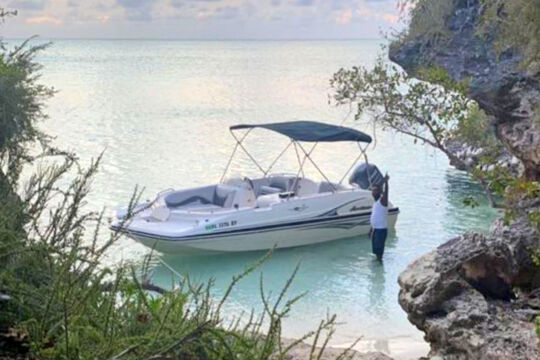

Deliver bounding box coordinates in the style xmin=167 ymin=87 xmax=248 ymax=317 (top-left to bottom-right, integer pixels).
xmin=164 ymin=184 xmax=236 ymax=208
xmin=213 ymin=184 xmax=237 ymax=208
xmin=165 ymin=194 xmax=213 ymax=207
xmin=295 ymin=178 xmax=318 ymax=197
xmin=268 ymin=176 xmax=297 ymax=192
xmin=318 ymin=181 xmax=342 ymax=193
xmin=259 ymin=185 xmax=282 ymax=195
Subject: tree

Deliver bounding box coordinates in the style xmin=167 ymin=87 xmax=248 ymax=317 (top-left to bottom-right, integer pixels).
xmin=331 ymin=58 xmax=504 ymax=207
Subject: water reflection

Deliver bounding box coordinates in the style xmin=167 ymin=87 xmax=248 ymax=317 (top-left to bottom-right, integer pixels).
xmin=368 ymin=258 xmax=387 ymax=317
xmin=148 ymin=233 xmax=400 ymax=342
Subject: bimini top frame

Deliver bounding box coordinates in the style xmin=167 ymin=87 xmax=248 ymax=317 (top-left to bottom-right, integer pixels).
xmin=220 ymin=120 xmax=373 ymax=191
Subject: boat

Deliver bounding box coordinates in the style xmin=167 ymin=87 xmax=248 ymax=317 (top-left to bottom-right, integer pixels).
xmin=110 ymin=121 xmax=399 ymax=254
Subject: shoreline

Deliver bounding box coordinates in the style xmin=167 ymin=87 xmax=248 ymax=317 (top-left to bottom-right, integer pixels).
xmin=284 ymin=335 xmax=429 ymax=360
xmin=340 ymin=336 xmax=429 ymax=360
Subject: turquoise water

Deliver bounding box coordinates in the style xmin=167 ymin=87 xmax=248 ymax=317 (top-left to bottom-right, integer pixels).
xmin=25 ymin=40 xmax=496 ymax=351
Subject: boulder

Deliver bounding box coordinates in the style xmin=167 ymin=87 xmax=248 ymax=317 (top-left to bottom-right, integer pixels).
xmin=398 ymin=214 xmax=540 ymax=359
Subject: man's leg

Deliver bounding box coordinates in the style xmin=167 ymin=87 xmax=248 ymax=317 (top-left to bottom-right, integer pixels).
xmin=372 ymin=229 xmax=387 ymax=261
xmin=377 ymin=229 xmax=387 ymax=260
xmin=371 ymin=229 xmax=378 ymax=256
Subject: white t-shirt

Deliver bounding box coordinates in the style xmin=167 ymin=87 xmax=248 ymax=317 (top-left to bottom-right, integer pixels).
xmin=370 ymin=199 xmax=388 ymax=229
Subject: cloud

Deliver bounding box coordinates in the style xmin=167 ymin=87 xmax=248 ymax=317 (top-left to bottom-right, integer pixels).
xmin=356 ymin=5 xmax=370 ymax=17
xmin=243 ymin=1 xmax=255 ymax=16
xmin=169 ymin=0 xmax=185 ymax=8
xmin=294 ymin=0 xmax=314 ymax=7
xmin=3 ymin=0 xmax=401 ymax=38
xmin=328 ymin=0 xmax=355 ymax=10
xmin=335 ymin=8 xmax=352 ymax=25
xmin=381 ymin=12 xmax=398 ymax=23
xmin=213 ymin=5 xmax=239 ymax=19
xmin=25 ymin=14 xmax=61 ymax=24
xmin=116 ymin=0 xmax=155 ymax=21
xmin=8 ymin=0 xmax=44 ymax=10
xmin=117 ymin=0 xmax=152 ymax=8
xmin=97 ymin=14 xmax=111 ymax=23
xmin=329 ymin=1 xmax=400 ymax=26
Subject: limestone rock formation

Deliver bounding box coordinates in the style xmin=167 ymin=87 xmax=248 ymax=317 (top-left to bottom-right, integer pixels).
xmin=399 ymin=215 xmax=540 ymax=359
xmin=390 ymin=0 xmax=540 ymax=180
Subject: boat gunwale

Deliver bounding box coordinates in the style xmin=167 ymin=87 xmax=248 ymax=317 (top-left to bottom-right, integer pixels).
xmin=165 ymin=187 xmax=367 ymax=216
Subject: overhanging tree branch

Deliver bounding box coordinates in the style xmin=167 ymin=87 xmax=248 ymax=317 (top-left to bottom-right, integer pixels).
xmin=331 ymin=57 xmax=504 ymax=208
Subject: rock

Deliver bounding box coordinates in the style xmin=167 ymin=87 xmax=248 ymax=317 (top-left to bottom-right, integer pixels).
xmin=389 ymin=0 xmax=540 ymax=180
xmin=444 ymin=137 xmax=520 ymax=175
xmin=398 ymin=213 xmax=540 ymax=360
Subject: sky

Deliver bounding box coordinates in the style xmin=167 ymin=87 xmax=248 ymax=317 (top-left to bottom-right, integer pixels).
xmin=1 ymin=0 xmax=403 ymax=39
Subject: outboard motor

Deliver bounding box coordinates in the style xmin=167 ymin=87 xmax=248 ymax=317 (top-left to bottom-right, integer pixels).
xmin=349 ymin=163 xmax=384 ymax=190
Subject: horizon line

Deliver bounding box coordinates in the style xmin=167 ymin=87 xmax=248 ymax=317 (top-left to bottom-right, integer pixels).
xmin=2 ymin=36 xmax=385 ymax=41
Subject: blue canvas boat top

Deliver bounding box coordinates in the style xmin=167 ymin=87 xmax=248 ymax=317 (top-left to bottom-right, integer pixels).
xmin=230 ymin=121 xmax=372 ymax=143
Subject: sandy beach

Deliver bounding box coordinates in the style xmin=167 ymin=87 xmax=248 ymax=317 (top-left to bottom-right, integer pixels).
xmin=344 ymin=336 xmax=429 ymax=359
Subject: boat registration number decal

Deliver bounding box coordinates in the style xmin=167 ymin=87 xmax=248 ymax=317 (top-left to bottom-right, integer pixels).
xmin=205 ymin=220 xmax=237 ymax=231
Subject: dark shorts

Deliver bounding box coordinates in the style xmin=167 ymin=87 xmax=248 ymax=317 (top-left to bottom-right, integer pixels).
xmin=371 ymin=228 xmax=387 ymax=260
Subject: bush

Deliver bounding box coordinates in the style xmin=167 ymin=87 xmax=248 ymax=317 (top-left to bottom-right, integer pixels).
xmin=396 ymin=0 xmax=456 ymax=44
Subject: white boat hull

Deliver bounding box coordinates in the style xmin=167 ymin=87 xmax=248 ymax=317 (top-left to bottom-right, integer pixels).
xmin=112 ymin=174 xmax=399 ymax=255
xmin=125 ymin=210 xmax=399 ymax=254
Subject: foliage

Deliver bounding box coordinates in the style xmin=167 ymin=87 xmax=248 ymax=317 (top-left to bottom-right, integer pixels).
xmin=452 ymin=103 xmax=496 ymax=149
xmin=331 ymin=58 xmax=503 ymax=207
xmin=331 ymin=60 xmax=469 ymax=152
xmin=481 ymin=0 xmax=540 ymax=71
xmin=1 ymin=157 xmax=346 ymax=359
xmin=0 ymin=8 xmax=17 ymax=20
xmin=501 ymin=178 xmax=540 ymax=226
xmin=397 ymin=0 xmax=540 ymax=71
xmin=330 ymin=54 xmax=540 ymax=220
xmin=461 ymin=195 xmax=480 ymax=208
xmin=0 ymin=38 xmax=59 ymax=188
xmin=0 ymin=13 xmax=356 ymax=360
xmin=396 ymin=0 xmax=456 ymax=45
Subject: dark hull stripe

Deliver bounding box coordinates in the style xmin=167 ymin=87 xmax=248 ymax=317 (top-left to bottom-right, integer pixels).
xmin=114 ymin=208 xmax=399 ymax=242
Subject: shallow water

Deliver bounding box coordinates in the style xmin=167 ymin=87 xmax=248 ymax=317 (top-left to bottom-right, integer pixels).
xmin=22 ymin=39 xmax=497 ymax=353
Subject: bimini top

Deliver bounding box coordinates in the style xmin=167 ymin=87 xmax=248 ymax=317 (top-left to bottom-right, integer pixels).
xmin=230 ymin=121 xmax=372 ymax=143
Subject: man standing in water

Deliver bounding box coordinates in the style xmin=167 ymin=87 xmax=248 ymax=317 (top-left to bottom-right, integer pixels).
xmin=370 ymin=174 xmax=389 ymax=261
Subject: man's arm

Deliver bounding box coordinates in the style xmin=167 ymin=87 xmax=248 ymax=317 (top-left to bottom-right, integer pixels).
xmin=381 ymin=174 xmax=389 ymax=207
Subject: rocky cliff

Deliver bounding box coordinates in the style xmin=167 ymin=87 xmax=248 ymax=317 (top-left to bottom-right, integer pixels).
xmin=390 ymin=0 xmax=539 ymax=180
xmin=389 ymin=0 xmax=540 ymax=359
